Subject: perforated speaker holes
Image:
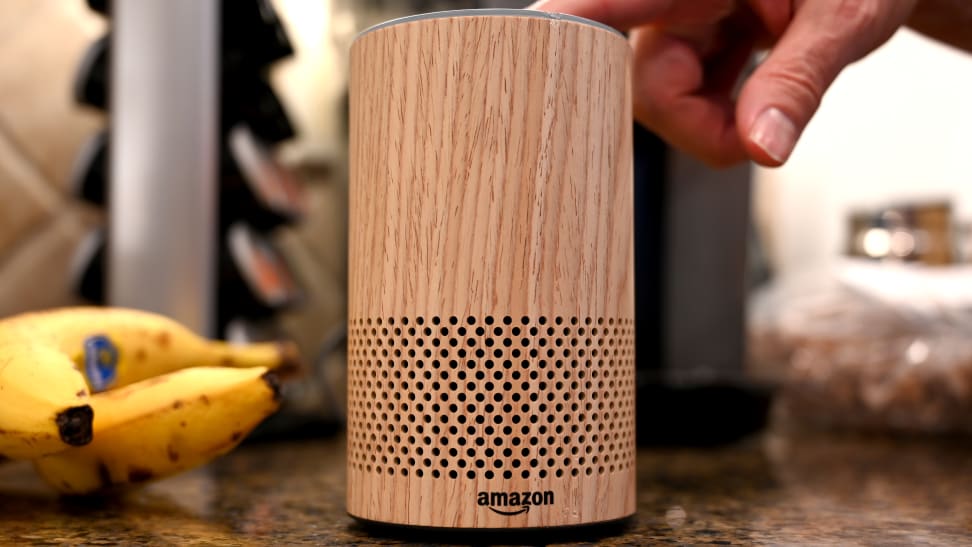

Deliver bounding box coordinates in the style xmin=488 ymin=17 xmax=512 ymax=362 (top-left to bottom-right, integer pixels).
xmin=347 ymin=315 xmax=636 ymax=479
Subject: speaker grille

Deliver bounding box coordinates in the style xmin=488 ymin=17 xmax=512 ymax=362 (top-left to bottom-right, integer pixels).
xmin=347 ymin=315 xmax=636 ymax=480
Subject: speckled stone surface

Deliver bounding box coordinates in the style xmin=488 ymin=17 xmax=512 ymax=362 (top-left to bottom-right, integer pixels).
xmin=0 ymin=431 xmax=969 ymax=545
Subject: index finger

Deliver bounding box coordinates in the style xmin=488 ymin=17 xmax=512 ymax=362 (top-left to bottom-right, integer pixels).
xmin=527 ymin=0 xmax=736 ymax=31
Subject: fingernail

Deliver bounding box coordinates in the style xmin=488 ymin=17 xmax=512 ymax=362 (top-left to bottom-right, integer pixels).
xmin=749 ymin=107 xmax=797 ymax=163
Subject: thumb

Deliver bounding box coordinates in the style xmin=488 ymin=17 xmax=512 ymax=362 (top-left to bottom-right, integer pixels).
xmin=737 ymin=1 xmax=916 ymax=165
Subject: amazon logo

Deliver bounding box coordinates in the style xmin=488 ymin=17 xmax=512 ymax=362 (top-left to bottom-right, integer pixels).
xmin=477 ymin=490 xmax=554 ymax=516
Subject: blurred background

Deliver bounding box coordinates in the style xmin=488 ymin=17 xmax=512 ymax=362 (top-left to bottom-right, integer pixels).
xmin=0 ymin=0 xmax=969 ymax=443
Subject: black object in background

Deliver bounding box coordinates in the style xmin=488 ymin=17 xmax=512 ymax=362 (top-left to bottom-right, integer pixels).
xmin=633 ymin=123 xmax=667 ymax=394
xmin=66 ymin=0 xmax=308 ymax=340
xmin=217 ymin=0 xmax=305 ymax=337
xmin=73 ymin=33 xmax=109 ymax=110
xmin=67 ymin=0 xmax=110 ymax=306
xmin=632 ymin=122 xmax=771 ymax=446
xmin=70 ymin=227 xmax=107 ymax=304
xmin=221 ymin=74 xmax=296 ymax=146
xmin=217 ymin=222 xmax=303 ymax=329
xmin=220 ymin=124 xmax=305 ymax=232
xmin=221 ymin=0 xmax=294 ymax=75
xmin=68 ymin=130 xmax=108 ymax=206
xmin=86 ymin=0 xmax=108 ymax=15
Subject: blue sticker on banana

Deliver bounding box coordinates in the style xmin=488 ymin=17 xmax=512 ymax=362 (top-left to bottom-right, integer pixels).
xmin=84 ymin=335 xmax=118 ymax=392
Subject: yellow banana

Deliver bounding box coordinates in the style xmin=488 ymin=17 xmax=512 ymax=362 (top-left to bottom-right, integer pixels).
xmin=0 ymin=342 xmax=93 ymax=459
xmin=0 ymin=307 xmax=299 ymax=392
xmin=32 ymin=366 xmax=281 ymax=495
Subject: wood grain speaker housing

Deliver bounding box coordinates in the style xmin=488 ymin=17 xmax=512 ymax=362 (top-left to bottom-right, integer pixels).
xmin=348 ymin=9 xmax=635 ymax=530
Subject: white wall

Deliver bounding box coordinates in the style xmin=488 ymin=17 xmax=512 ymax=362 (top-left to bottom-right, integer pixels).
xmin=754 ymin=29 xmax=972 ymax=276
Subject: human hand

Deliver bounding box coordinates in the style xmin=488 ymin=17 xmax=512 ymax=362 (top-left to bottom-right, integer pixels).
xmin=529 ymin=0 xmax=919 ymax=167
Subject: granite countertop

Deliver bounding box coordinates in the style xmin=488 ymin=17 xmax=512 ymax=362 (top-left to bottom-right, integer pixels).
xmin=1 ymin=430 xmax=969 ymax=545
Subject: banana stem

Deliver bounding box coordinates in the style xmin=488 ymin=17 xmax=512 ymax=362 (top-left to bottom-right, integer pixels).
xmin=211 ymin=340 xmax=303 ymax=378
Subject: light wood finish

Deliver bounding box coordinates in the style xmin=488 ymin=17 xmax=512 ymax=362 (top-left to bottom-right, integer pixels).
xmin=348 ymin=11 xmax=634 ymax=529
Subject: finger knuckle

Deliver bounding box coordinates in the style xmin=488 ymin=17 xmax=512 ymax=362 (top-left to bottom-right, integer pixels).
xmin=762 ymin=61 xmax=826 ymax=113
xmin=833 ymin=0 xmax=882 ymax=33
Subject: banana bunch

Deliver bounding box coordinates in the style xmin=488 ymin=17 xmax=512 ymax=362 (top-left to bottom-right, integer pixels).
xmin=0 ymin=307 xmax=297 ymax=494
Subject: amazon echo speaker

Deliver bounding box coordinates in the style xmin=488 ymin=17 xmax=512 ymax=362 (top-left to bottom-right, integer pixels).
xmin=347 ymin=9 xmax=635 ymax=531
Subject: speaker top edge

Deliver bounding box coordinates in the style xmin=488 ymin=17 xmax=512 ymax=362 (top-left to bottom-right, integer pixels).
xmin=353 ymin=8 xmax=624 ymax=42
